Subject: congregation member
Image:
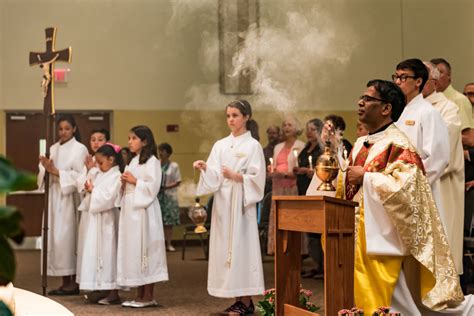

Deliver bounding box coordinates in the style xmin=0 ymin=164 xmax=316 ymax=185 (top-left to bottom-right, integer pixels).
xmin=347 ymin=79 xmax=465 ymax=315
xmin=38 ymin=115 xmax=88 ymax=295
xmin=463 ymin=82 xmax=474 ymax=289
xmin=324 ymin=114 xmax=353 ymax=155
xmin=293 ymin=118 xmax=325 ymax=278
xmin=423 ymin=61 xmax=465 ymax=274
xmin=294 ymin=118 xmax=324 ymax=196
xmin=157 ymin=142 xmax=182 ymax=252
xmin=193 ymin=99 xmax=265 ymax=314
xmin=263 ymin=125 xmax=281 ymax=195
xmin=267 ymin=116 xmax=305 ymax=255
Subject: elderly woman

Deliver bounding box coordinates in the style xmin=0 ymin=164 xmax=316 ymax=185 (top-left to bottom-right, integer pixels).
xmin=266 ymin=116 xmax=305 ymax=255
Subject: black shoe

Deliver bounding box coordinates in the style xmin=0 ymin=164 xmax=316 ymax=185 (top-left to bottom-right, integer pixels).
xmin=224 ymin=300 xmax=255 ymax=315
xmin=48 ymin=287 xmax=80 ymax=296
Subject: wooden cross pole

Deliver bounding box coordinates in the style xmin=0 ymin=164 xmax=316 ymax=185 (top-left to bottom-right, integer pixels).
xmin=29 ymin=27 xmax=72 ymax=296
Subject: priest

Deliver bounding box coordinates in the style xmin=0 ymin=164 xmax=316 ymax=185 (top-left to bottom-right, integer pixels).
xmin=346 ymin=79 xmax=465 ymax=314
xmin=422 ymin=61 xmax=465 ymax=274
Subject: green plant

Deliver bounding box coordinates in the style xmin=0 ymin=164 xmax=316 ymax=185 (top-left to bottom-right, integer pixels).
xmin=257 ymin=286 xmax=320 ymax=316
xmin=0 ymin=157 xmax=36 ymax=286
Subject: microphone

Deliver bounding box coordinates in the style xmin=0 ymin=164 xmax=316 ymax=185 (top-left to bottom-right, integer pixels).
xmin=363 ymin=139 xmax=370 ymax=148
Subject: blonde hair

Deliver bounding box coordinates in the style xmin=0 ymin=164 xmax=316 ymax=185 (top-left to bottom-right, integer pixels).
xmin=283 ymin=115 xmax=303 ymax=136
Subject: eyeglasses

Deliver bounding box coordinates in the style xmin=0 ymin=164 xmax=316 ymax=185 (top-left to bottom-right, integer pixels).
xmin=359 ymin=95 xmax=386 ymax=103
xmin=391 ymin=74 xmax=416 ymax=82
xmin=464 ymin=92 xmax=474 ymax=97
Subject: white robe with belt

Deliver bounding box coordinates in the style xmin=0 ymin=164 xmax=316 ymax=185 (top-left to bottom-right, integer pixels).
xmin=116 ymin=155 xmax=168 ymax=287
xmin=77 ymin=166 xmax=121 ymax=290
xmin=197 ymin=131 xmax=266 ymax=297
xmin=426 ymin=91 xmax=465 ymax=274
xmin=395 ymin=93 xmax=449 ymax=223
xmin=37 ymin=137 xmax=88 ymax=276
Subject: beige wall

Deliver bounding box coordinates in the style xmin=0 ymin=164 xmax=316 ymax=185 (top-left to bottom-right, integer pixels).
xmin=0 ymin=0 xmax=473 ymax=180
xmin=0 ymin=0 xmax=472 ymax=111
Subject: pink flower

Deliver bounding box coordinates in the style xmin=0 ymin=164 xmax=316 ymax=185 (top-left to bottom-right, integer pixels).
xmin=268 ymin=297 xmax=274 ymax=304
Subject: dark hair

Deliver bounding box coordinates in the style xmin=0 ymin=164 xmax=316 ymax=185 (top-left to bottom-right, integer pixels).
xmin=226 ymin=99 xmax=255 ymax=130
xmin=158 ymin=142 xmax=173 ymax=155
xmin=396 ymin=58 xmax=429 ymax=92
xmin=324 ymin=115 xmax=346 ymax=131
xmin=90 ymin=128 xmax=110 ymax=141
xmin=367 ymin=79 xmax=406 ymax=122
xmin=430 ymin=58 xmax=451 ymax=73
xmin=96 ymin=144 xmax=125 ymax=173
xmin=121 ymin=147 xmax=132 ymax=165
xmin=57 ymin=114 xmax=81 ymax=142
xmin=130 ymin=125 xmax=157 ymax=164
xmin=247 ymin=120 xmax=260 ymax=141
xmin=266 ymin=125 xmax=280 ymax=134
xmin=307 ymin=118 xmax=323 ymax=134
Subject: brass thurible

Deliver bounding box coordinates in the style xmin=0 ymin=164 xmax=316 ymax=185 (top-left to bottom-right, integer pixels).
xmin=188 ymin=197 xmax=208 ymax=233
xmin=315 ymin=141 xmax=340 ymax=191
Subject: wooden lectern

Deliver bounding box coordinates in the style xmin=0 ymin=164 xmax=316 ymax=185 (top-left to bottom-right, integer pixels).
xmin=273 ymin=195 xmax=358 ymax=316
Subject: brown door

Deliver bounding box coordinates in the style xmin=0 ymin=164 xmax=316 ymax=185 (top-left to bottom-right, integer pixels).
xmin=5 ymin=110 xmax=111 ymax=236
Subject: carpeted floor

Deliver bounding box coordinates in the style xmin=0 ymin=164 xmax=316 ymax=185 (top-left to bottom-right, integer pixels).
xmin=13 ymin=248 xmax=324 ymax=315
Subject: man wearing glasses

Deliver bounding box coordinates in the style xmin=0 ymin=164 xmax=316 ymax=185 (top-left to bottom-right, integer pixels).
xmin=422 ymin=61 xmax=464 ymax=276
xmin=393 ymin=58 xmax=449 ymax=225
xmin=346 ymin=79 xmax=464 ymax=315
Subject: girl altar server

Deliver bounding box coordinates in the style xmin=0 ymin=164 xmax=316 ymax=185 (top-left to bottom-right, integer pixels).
xmin=76 ymin=129 xmax=110 ymax=285
xmin=193 ymin=100 xmax=266 ymax=314
xmin=38 ymin=114 xmax=88 ymax=295
xmin=117 ymin=125 xmax=168 ymax=308
xmin=77 ymin=143 xmax=124 ymax=304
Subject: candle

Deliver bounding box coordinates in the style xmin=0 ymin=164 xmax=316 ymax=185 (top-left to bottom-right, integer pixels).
xmin=39 ymin=139 xmax=46 ymax=156
xmin=343 ymin=148 xmax=348 ymax=161
xmin=293 ymin=149 xmax=299 ymax=167
xmin=308 ymin=155 xmax=313 ymax=169
xmin=269 ymin=157 xmax=274 ymax=173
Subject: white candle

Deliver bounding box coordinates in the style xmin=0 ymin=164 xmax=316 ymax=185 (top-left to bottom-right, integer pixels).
xmin=293 ymin=149 xmax=299 ymax=167
xmin=343 ymin=148 xmax=348 ymax=161
xmin=308 ymin=155 xmax=313 ymax=169
xmin=269 ymin=157 xmax=274 ymax=173
xmin=39 ymin=139 xmax=46 ymax=156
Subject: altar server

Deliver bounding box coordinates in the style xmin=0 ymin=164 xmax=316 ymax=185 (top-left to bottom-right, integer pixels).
xmin=77 ymin=143 xmax=124 ymax=304
xmin=117 ymin=125 xmax=168 ymax=308
xmin=38 ymin=114 xmax=88 ymax=295
xmin=193 ymin=99 xmax=266 ymax=315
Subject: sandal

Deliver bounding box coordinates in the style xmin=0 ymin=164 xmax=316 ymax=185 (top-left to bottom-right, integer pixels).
xmin=224 ymin=300 xmax=255 ymax=315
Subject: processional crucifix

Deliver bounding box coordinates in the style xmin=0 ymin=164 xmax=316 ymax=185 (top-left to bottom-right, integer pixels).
xmin=29 ymin=27 xmax=72 ymax=296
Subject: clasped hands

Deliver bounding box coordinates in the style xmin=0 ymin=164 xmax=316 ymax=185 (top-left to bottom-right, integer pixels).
xmin=121 ymin=171 xmax=137 ymax=185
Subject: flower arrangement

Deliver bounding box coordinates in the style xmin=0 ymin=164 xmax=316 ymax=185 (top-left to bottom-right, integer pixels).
xmin=338 ymin=306 xmax=401 ymax=315
xmin=257 ymin=286 xmax=320 ymax=316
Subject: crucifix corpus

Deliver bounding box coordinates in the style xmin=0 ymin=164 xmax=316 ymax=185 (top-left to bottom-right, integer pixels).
xmin=29 ymin=27 xmax=72 ymax=296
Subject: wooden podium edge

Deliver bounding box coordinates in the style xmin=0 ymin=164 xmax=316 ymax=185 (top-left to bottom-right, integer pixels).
xmin=284 ymin=304 xmax=320 ymax=316
xmin=272 ymin=195 xmax=358 ymax=207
